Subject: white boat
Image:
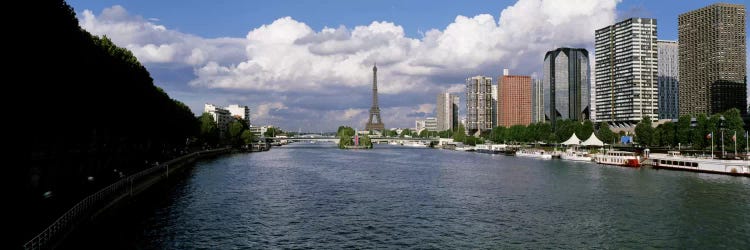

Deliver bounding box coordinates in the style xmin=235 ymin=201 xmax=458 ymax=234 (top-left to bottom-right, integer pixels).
xmin=403 ymin=141 xmax=428 ymax=147
xmin=388 ymin=141 xmax=399 ymax=145
xmin=454 ymin=144 xmax=475 ymax=152
xmin=592 ymin=150 xmax=641 ymax=167
xmin=560 ymin=150 xmax=593 ymax=162
xmin=650 ymin=151 xmax=750 ymax=176
xmin=516 ymin=150 xmax=553 ymax=159
xmin=475 ymin=144 xmax=498 ymax=154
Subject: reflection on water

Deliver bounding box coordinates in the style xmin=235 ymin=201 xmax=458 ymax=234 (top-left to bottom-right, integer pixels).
xmin=86 ymin=143 xmax=750 ymax=248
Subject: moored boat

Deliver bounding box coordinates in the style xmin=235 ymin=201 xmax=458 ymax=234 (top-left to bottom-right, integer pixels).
xmin=516 ymin=149 xmax=553 ymax=159
xmin=560 ymin=150 xmax=593 ymax=162
xmin=592 ymin=150 xmax=640 ymax=167
xmin=650 ymin=151 xmax=750 ymax=176
xmin=475 ymin=144 xmax=501 ymax=154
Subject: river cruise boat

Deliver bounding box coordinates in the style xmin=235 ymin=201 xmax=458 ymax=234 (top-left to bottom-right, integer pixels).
xmin=474 ymin=144 xmax=494 ymax=154
xmin=403 ymin=141 xmax=428 ymax=147
xmin=560 ymin=150 xmax=593 ymax=162
xmin=650 ymin=151 xmax=750 ymax=176
xmin=516 ymin=150 xmax=553 ymax=159
xmin=592 ymin=150 xmax=640 ymax=167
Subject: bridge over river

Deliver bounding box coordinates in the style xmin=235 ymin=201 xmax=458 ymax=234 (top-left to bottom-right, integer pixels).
xmin=266 ymin=135 xmax=439 ymax=145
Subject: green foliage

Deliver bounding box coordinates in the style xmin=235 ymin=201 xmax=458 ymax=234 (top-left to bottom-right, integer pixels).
xmin=692 ymin=114 xmax=708 ymax=149
xmin=241 ymin=130 xmax=256 ymax=144
xmin=655 ymin=122 xmax=676 ymax=147
xmin=634 ymin=117 xmax=655 ymax=146
xmin=452 ymin=124 xmax=467 ymax=142
xmin=385 ymin=129 xmax=399 ymax=137
xmin=27 ymin=0 xmax=202 ymax=234
xmin=438 ymin=129 xmax=453 ymax=138
xmin=577 ymin=120 xmax=594 ymax=140
xmin=596 ymin=122 xmax=616 ymax=145
xmin=464 ymin=136 xmax=483 ymax=146
xmin=199 ymin=112 xmax=219 ymax=145
xmin=676 ymin=115 xmax=692 ymax=146
xmin=264 ymin=127 xmax=283 ymax=137
xmin=400 ymin=128 xmax=412 ymax=138
xmin=229 ymin=119 xmax=248 ymax=145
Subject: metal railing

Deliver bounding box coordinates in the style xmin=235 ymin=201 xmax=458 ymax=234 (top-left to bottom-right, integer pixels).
xmin=24 ymin=147 xmax=229 ymax=250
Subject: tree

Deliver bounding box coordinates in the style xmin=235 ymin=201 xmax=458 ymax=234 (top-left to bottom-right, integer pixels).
xmin=228 ymin=120 xmax=247 ymax=145
xmin=655 ymin=122 xmax=676 ymax=147
xmin=336 ymin=126 xmax=355 ymax=148
xmin=536 ymin=122 xmax=553 ymax=143
xmin=577 ymin=120 xmax=594 ymax=140
xmin=241 ymin=130 xmax=256 ymax=144
xmin=692 ymin=114 xmax=708 ymax=149
xmin=199 ymin=112 xmax=219 ymax=145
xmin=676 ymin=115 xmax=692 ymax=147
xmin=452 ymin=124 xmax=466 ymax=142
xmin=635 ymin=117 xmax=655 ymax=146
xmin=264 ymin=127 xmax=282 ymax=137
xmin=596 ymin=122 xmax=616 ymax=145
xmin=400 ymin=128 xmax=412 ymax=138
xmin=438 ymin=129 xmax=453 ymax=138
xmin=386 ymin=129 xmax=398 ymax=137
xmin=489 ymin=126 xmax=505 ymax=143
xmin=721 ymin=108 xmax=746 ymax=152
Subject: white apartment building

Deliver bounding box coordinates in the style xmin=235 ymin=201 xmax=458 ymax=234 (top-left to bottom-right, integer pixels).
xmin=594 ymin=18 xmax=658 ymax=123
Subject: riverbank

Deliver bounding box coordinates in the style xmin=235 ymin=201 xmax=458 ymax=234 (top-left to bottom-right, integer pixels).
xmin=24 ymin=147 xmax=237 ymax=249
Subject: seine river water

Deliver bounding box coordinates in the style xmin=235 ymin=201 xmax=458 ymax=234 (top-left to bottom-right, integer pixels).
xmin=81 ymin=143 xmax=750 ymax=249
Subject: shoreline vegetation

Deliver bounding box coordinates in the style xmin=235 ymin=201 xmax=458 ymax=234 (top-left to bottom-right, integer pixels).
xmin=337 ymin=126 xmax=373 ymax=149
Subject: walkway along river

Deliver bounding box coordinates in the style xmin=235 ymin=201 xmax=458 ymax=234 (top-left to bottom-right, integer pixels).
xmin=68 ymin=143 xmax=750 ymax=249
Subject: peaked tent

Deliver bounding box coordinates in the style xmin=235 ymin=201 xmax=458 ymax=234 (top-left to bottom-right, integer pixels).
xmin=561 ymin=133 xmax=581 ymax=145
xmin=581 ymin=132 xmax=605 ymax=146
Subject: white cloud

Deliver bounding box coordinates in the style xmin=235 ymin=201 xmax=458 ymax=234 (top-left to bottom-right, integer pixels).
xmin=78 ymin=0 xmax=620 ymax=130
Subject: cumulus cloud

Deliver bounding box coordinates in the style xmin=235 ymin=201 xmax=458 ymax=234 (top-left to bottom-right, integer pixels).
xmin=78 ymin=0 xmax=620 ymax=130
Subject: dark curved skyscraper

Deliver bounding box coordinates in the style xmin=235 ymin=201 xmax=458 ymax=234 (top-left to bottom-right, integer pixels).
xmin=543 ymin=48 xmax=590 ymax=128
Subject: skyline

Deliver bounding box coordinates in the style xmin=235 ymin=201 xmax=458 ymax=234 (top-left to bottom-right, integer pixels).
xmin=67 ymin=0 xmax=749 ymax=131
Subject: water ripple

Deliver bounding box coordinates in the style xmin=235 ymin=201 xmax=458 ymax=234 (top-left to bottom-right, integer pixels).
xmin=128 ymin=144 xmax=750 ymax=249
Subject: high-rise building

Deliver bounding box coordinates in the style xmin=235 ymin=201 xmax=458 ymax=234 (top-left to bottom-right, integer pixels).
xmin=531 ymin=78 xmax=545 ymax=123
xmin=679 ymin=3 xmax=746 ymax=116
xmin=498 ymin=74 xmax=532 ymax=127
xmin=466 ymin=75 xmax=494 ymax=134
xmin=491 ymin=85 xmax=498 ymax=127
xmin=657 ymin=40 xmax=679 ymax=119
xmin=226 ymin=104 xmax=251 ymax=126
xmin=543 ymin=47 xmax=590 ymax=128
xmin=436 ymin=92 xmax=459 ymax=131
xmin=594 ymin=18 xmax=658 ymax=123
xmin=204 ymin=103 xmax=231 ymax=137
xmin=416 ymin=117 xmax=438 ymax=133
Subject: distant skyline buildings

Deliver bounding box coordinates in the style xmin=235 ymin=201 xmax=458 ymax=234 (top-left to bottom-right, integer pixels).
xmin=466 ymin=75 xmax=494 ymax=135
xmin=531 ymin=78 xmax=545 ymax=124
xmin=436 ymin=92 xmax=459 ymax=131
xmin=226 ymin=104 xmax=252 ymax=126
xmin=657 ymin=40 xmax=680 ymax=119
xmin=498 ymin=73 xmax=532 ymax=127
xmin=543 ymin=47 xmax=590 ymax=128
xmin=205 ymin=103 xmax=232 ymax=138
xmin=678 ymin=3 xmax=747 ymax=116
xmin=594 ymin=17 xmax=659 ymax=123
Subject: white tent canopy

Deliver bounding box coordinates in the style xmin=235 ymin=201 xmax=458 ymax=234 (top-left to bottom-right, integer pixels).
xmin=561 ymin=133 xmax=581 ymax=145
xmin=581 ymin=132 xmax=605 ymax=146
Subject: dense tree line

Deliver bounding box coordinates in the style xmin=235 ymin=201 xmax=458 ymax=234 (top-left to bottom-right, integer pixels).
xmin=337 ymin=126 xmax=372 ymax=148
xmin=635 ymin=108 xmax=746 ymax=151
xmin=21 ymin=0 xmax=200 ymax=244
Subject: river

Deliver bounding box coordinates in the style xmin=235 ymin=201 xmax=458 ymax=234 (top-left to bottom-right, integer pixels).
xmin=77 ymin=143 xmax=750 ymax=249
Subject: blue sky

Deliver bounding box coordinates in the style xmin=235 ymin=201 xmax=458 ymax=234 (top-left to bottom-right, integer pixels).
xmin=67 ymin=0 xmax=747 ymax=132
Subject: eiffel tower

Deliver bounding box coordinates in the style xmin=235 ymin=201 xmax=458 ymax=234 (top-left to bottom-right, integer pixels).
xmin=365 ymin=64 xmax=385 ymax=131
